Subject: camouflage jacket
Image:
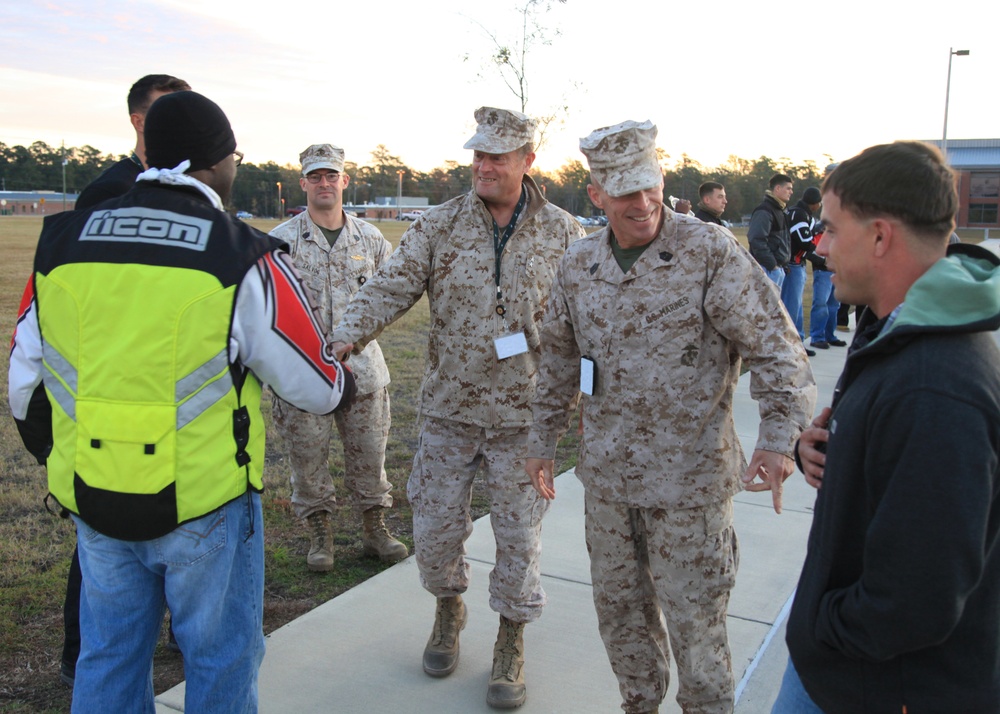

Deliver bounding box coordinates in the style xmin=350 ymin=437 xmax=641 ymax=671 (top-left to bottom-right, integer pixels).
xmin=527 ymin=210 xmax=817 ymax=509
xmin=332 ymin=176 xmax=584 ymax=428
xmin=271 ymin=211 xmax=391 ymax=395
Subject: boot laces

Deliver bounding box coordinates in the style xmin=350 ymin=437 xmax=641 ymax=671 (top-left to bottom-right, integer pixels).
xmin=431 ymin=599 xmax=459 ymax=646
xmin=309 ymin=514 xmax=328 ymax=541
xmin=492 ymin=622 xmax=521 ymax=680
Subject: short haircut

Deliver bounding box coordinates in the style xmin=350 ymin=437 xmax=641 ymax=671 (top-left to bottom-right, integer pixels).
xmin=699 ymin=181 xmax=724 ymax=199
xmin=769 ymin=173 xmax=793 ymax=190
xmin=822 ymin=141 xmax=957 ymax=242
xmin=127 ymin=74 xmax=191 ymax=115
xmin=518 ymin=142 xmax=535 ymax=157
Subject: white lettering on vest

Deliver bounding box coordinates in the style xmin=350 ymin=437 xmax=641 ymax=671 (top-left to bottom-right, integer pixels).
xmin=81 ymin=208 xmax=212 ymax=251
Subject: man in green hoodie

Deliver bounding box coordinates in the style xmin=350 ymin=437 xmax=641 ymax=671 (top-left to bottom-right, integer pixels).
xmin=775 ymin=141 xmax=1000 ymax=714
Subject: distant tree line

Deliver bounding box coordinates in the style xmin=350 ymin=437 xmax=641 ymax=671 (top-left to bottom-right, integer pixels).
xmin=1 ymin=139 xmax=828 ymax=222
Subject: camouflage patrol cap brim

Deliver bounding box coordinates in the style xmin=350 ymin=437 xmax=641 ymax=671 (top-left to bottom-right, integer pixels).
xmin=463 ymin=106 xmax=538 ymax=154
xmin=300 ymin=143 xmax=345 ymax=175
xmin=579 ymin=120 xmax=662 ymax=197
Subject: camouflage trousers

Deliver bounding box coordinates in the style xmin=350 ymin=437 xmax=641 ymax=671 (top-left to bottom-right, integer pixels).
xmin=584 ymin=493 xmax=739 ymax=714
xmin=272 ymin=387 xmax=393 ymax=521
xmin=408 ymin=417 xmax=550 ymax=623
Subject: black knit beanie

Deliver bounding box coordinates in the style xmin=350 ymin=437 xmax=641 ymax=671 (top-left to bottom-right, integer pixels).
xmin=802 ymin=187 xmax=822 ymax=205
xmin=144 ymin=91 xmax=236 ymax=171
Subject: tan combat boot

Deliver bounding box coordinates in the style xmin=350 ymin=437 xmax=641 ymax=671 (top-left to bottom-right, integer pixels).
xmin=487 ymin=615 xmax=526 ymax=709
xmin=306 ymin=511 xmax=335 ymax=572
xmin=361 ymin=507 xmax=409 ymax=563
xmin=422 ymin=595 xmax=467 ymax=677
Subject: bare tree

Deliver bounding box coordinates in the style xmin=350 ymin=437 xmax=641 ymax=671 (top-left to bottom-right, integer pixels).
xmin=464 ymin=0 xmax=575 ymax=150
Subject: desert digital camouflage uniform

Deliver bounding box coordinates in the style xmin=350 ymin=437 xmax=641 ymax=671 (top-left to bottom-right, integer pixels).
xmin=270 ymin=209 xmax=394 ymax=519
xmin=527 ymin=209 xmax=816 ymax=713
xmin=332 ymin=175 xmax=584 ymax=621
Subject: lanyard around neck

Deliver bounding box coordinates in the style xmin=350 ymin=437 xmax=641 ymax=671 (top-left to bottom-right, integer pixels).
xmin=492 ymin=186 xmax=527 ymax=317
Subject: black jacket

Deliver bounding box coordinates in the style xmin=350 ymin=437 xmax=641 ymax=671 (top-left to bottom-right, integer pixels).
xmin=747 ymin=195 xmax=790 ymax=270
xmin=787 ymin=243 xmax=1000 ymax=713
xmin=75 ymin=155 xmax=143 ymax=211
xmin=694 ymin=207 xmax=723 ymax=226
xmin=785 ymin=200 xmax=816 ymax=266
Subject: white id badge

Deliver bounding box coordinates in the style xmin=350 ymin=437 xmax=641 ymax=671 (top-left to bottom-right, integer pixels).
xmin=494 ymin=332 xmax=529 ymax=360
xmin=580 ymin=356 xmax=596 ymax=396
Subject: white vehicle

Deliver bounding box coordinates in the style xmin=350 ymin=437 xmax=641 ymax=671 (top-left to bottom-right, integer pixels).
xmin=401 ymin=210 xmax=424 ymax=221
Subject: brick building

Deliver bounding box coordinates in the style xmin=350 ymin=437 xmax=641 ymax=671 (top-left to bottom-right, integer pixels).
xmin=927 ymin=139 xmax=1000 ymax=230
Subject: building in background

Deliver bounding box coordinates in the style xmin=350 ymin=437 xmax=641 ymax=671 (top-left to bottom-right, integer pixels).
xmin=0 ymin=191 xmax=77 ymax=215
xmin=926 ymin=139 xmax=1000 ymax=231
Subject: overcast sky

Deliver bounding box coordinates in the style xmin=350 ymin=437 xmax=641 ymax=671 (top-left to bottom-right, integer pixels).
xmin=1 ymin=0 xmax=997 ymax=173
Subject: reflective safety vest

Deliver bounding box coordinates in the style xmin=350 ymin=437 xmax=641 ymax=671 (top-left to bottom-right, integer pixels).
xmin=33 ymin=192 xmax=281 ymax=540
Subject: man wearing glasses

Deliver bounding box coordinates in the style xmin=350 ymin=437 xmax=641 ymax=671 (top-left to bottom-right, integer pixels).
xmin=10 ymin=91 xmax=356 ymax=712
xmin=270 ymin=144 xmax=407 ymax=572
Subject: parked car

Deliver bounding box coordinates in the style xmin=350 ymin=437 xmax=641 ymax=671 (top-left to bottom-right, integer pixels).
xmin=236 ymin=211 xmax=253 ymax=219
xmin=401 ymin=210 xmax=424 ymax=221
xmin=286 ymin=205 xmax=306 ymax=217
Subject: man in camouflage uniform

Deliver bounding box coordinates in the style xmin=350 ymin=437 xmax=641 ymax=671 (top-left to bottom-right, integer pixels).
xmin=525 ymin=121 xmax=816 ymax=714
xmin=270 ymin=144 xmax=406 ymax=571
xmin=331 ymin=107 xmax=584 ymax=709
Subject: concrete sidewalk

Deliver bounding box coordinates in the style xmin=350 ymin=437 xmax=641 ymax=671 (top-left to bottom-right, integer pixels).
xmin=156 ymin=345 xmax=847 ymax=713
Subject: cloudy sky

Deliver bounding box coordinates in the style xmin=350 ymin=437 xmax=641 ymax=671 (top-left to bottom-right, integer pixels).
xmin=1 ymin=0 xmax=997 ymax=173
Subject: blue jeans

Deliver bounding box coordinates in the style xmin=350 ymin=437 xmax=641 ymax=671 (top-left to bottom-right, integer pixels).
xmin=765 ymin=266 xmax=786 ymax=290
xmin=771 ymin=658 xmax=824 ymax=714
xmin=780 ymin=264 xmax=806 ymax=338
xmin=72 ymin=492 xmax=265 ymax=714
xmin=809 ymin=269 xmax=840 ymax=343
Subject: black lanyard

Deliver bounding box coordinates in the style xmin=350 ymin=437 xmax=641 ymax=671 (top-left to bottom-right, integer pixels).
xmin=492 ymin=186 xmax=527 ymax=317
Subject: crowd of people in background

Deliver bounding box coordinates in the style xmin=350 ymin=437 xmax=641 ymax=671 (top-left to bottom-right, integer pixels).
xmin=7 ymin=73 xmax=1000 ymax=714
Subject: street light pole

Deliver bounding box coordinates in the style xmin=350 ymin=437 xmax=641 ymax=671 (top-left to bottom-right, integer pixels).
xmin=942 ymin=47 xmax=970 ymax=163
xmin=276 ymin=181 xmax=282 ymax=218
xmin=396 ymin=170 xmax=404 ymax=220
xmin=61 ymin=140 xmax=67 ymax=212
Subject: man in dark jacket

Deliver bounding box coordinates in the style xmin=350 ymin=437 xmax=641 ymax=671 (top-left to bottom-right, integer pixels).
xmin=747 ymin=174 xmax=793 ymax=287
xmin=804 ymin=222 xmax=844 ymax=349
xmin=782 ymin=187 xmax=828 ymax=356
xmin=75 ymin=74 xmax=190 ymax=210
xmin=774 ymin=141 xmax=1000 ymax=713
xmin=693 ymin=181 xmax=726 ymax=225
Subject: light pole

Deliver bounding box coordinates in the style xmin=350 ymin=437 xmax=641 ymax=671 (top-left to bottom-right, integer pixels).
xmin=942 ymin=47 xmax=970 ymax=163
xmin=352 ymin=180 xmax=369 ymax=207
xmin=276 ymin=181 xmax=282 ymax=218
xmin=61 ymin=141 xmax=67 ymax=212
xmin=396 ymin=170 xmax=404 ymax=220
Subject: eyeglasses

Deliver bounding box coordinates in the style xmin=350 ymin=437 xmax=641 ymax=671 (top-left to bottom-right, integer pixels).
xmin=305 ymin=171 xmax=341 ymax=184
xmin=233 ymin=150 xmax=244 ymax=167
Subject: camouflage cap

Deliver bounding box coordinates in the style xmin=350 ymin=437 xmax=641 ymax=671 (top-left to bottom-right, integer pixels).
xmin=300 ymin=143 xmax=345 ymax=175
xmin=463 ymin=107 xmax=538 ymax=154
xmin=579 ymin=120 xmax=662 ymax=197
